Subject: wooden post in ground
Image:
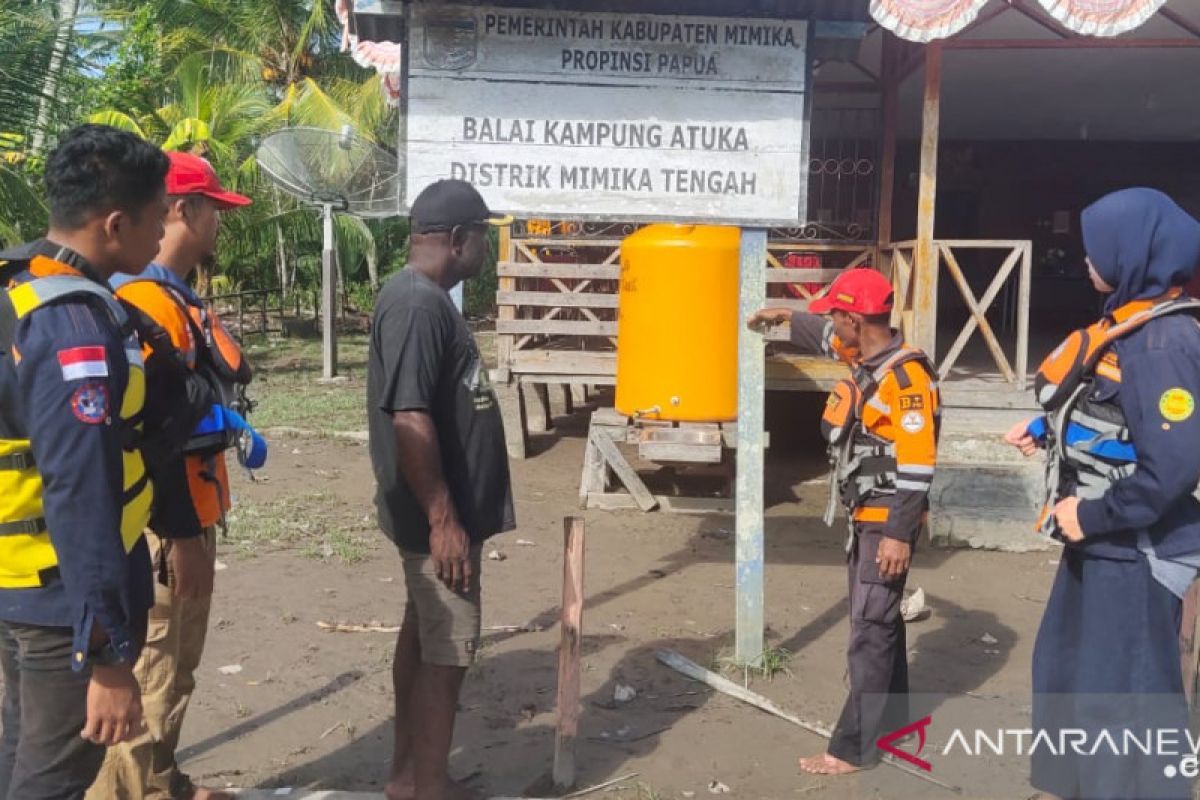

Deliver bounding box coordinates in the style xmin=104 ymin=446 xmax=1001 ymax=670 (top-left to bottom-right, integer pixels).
xmin=913 ymin=43 xmax=943 ymax=359
xmin=553 ymin=517 xmax=587 ymax=790
xmin=525 ymin=383 xmax=554 ymax=433
xmin=493 ymin=373 xmax=528 ymax=460
xmin=735 ymin=229 xmax=767 ymax=666
xmin=494 ymin=224 xmax=528 ymax=459
xmin=1182 ymin=581 xmax=1200 ymax=708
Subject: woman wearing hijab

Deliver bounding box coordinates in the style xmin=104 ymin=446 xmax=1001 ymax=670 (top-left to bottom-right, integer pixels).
xmin=1006 ymin=188 xmax=1200 ymax=800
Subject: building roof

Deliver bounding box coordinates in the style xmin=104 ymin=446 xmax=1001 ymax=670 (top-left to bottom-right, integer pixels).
xmin=874 ymin=0 xmax=1167 ymax=42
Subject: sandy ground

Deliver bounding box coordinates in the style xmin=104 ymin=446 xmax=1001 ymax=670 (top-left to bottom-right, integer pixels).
xmin=165 ymin=394 xmax=1067 ymax=800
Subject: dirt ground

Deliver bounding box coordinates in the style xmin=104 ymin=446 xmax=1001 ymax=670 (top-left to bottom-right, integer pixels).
xmin=176 ymin=385 xmax=1063 ymax=800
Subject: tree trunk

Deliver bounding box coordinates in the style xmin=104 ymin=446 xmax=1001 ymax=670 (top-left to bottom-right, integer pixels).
xmin=367 ymin=248 xmax=379 ymax=289
xmin=273 ymin=189 xmax=288 ymax=292
xmin=194 ymin=258 xmax=213 ymax=297
xmin=30 ymin=0 xmax=79 ymax=154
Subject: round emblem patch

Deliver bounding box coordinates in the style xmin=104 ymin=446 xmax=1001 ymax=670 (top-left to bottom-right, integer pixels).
xmin=71 ymin=382 xmax=109 ymax=425
xmin=900 ymin=410 xmax=926 ymax=434
xmin=1159 ymin=388 xmax=1195 ymax=423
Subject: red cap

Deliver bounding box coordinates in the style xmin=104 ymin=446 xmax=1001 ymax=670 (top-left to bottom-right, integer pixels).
xmin=807 ymin=268 xmax=894 ymax=315
xmin=165 ymin=151 xmax=251 ymax=210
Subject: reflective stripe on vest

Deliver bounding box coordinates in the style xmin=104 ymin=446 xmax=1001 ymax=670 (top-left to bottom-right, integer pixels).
xmin=1035 ymin=297 xmax=1200 ymax=536
xmin=823 ymin=346 xmax=935 ymax=526
xmin=0 ymin=276 xmax=152 ymax=589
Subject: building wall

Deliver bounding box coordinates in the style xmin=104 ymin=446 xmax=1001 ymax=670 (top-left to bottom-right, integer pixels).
xmin=888 ymin=141 xmax=1200 ymax=349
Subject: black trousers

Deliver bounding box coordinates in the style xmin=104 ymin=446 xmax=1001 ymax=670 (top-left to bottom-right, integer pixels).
xmin=1032 ymin=550 xmax=1189 ymax=800
xmin=0 ymin=621 xmax=104 ymax=800
xmin=827 ymin=526 xmax=910 ymax=767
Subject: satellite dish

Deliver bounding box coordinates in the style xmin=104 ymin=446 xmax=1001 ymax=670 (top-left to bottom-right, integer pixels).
xmin=255 ymin=126 xmax=401 ymax=378
xmin=257 ymin=125 xmax=401 ymax=218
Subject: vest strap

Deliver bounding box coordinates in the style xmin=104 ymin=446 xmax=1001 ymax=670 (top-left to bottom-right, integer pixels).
xmin=0 ymin=451 xmax=34 ymax=471
xmin=0 ymin=518 xmax=46 ymax=536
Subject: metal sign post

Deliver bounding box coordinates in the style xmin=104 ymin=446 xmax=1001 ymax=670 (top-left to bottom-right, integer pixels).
xmin=735 ymin=228 xmax=766 ymax=666
xmin=321 ymin=203 xmax=338 ymax=379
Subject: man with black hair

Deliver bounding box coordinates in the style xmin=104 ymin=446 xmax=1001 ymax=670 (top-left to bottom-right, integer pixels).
xmin=368 ymin=179 xmax=514 ymax=800
xmin=92 ymin=150 xmax=253 ymax=800
xmin=0 ymin=124 xmax=169 ymax=798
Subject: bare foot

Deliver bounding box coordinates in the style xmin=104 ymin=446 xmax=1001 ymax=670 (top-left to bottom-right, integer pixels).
xmin=192 ymin=789 xmax=236 ymax=800
xmin=385 ymin=778 xmax=479 ymax=800
xmin=385 ymin=780 xmax=414 ymax=800
xmin=798 ymin=753 xmax=861 ymax=776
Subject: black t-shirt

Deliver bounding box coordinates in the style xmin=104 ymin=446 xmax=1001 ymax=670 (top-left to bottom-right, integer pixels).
xmin=367 ymin=268 xmax=515 ymax=552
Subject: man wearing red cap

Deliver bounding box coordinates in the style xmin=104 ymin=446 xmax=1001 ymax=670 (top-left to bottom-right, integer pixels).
xmin=90 ymin=151 xmax=254 ymax=800
xmin=749 ymin=267 xmax=940 ymax=777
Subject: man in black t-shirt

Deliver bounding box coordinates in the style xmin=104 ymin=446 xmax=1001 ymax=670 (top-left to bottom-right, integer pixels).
xmin=367 ymin=179 xmax=514 ymax=800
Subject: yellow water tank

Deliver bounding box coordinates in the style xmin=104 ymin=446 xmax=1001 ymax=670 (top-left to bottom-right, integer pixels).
xmin=615 ymin=224 xmax=740 ymax=422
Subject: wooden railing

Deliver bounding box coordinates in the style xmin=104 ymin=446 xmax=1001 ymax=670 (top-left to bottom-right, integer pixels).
xmin=883 ymin=239 xmax=1032 ymax=390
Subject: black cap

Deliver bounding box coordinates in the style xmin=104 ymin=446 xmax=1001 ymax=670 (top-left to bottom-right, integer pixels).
xmin=409 ymin=179 xmax=513 ymax=234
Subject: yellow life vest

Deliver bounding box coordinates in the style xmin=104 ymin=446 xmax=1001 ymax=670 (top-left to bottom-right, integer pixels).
xmin=0 ymin=275 xmax=152 ymax=589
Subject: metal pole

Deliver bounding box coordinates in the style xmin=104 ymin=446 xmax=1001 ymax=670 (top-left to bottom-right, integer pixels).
xmin=321 ymin=204 xmax=338 ymax=379
xmin=736 ymin=228 xmax=767 ymax=666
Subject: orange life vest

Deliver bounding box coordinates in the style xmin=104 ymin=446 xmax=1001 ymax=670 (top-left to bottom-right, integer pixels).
xmin=1033 ymin=290 xmax=1200 ymax=536
xmin=821 ymin=345 xmax=939 ymax=526
xmin=113 ymin=279 xmax=252 ymax=528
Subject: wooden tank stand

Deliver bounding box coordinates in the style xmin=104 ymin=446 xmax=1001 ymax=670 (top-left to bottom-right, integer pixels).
xmin=578 ymin=408 xmax=741 ymax=514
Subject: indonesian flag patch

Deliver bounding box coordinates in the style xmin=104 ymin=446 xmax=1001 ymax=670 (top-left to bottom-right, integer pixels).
xmin=57 ymin=346 xmax=108 ymax=382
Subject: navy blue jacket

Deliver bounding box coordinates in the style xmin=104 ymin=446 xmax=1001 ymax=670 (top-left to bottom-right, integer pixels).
xmin=1077 ymin=312 xmax=1200 ymax=560
xmin=0 ymin=257 xmax=152 ymax=669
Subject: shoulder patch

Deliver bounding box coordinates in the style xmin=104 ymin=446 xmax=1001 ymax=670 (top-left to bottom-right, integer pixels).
xmin=1160 ymin=388 xmax=1195 ymax=422
xmin=70 ymin=381 xmax=109 ymax=425
xmin=900 ymin=410 xmax=926 ymax=434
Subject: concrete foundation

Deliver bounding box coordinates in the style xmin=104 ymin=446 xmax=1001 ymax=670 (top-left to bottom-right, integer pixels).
xmin=930 ymin=407 xmax=1057 ymax=552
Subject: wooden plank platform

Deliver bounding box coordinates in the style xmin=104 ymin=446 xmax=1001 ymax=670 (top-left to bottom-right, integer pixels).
xmin=580 ymin=409 xmax=735 ymax=514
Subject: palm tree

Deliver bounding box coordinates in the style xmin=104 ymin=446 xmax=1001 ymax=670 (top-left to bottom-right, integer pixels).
xmin=82 ymin=0 xmax=398 ymax=298
xmin=0 ymin=1 xmax=96 ymax=243
xmin=94 ymin=0 xmax=374 ymax=134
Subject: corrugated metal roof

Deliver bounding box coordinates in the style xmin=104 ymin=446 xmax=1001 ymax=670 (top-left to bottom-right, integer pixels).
xmin=472 ymin=1 xmax=871 ymax=20
xmin=352 ymin=1 xmax=871 ymax=25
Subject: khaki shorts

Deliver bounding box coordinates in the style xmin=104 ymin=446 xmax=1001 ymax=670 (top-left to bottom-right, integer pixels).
xmin=400 ymin=544 xmax=483 ymax=667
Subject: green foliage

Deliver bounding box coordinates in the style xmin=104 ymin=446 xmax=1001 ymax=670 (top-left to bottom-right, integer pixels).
xmin=84 ymin=5 xmax=161 ymax=115
xmin=345 ymin=281 xmax=377 ymax=315
xmin=0 ymin=0 xmax=407 ymax=299
xmin=464 ymin=227 xmax=501 ymax=318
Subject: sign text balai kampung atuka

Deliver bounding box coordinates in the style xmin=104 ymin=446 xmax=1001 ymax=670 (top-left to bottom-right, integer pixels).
xmin=404 ymin=3 xmax=809 ymax=224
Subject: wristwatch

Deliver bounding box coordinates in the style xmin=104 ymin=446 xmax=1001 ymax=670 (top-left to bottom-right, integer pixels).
xmin=88 ymin=640 xmax=127 ymax=667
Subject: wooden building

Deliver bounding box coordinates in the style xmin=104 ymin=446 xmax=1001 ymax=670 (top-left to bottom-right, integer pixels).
xmin=340 ymin=0 xmax=1200 ymax=456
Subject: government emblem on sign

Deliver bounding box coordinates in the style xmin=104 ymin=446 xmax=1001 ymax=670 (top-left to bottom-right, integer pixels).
xmin=423 ymin=13 xmax=477 ymax=70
